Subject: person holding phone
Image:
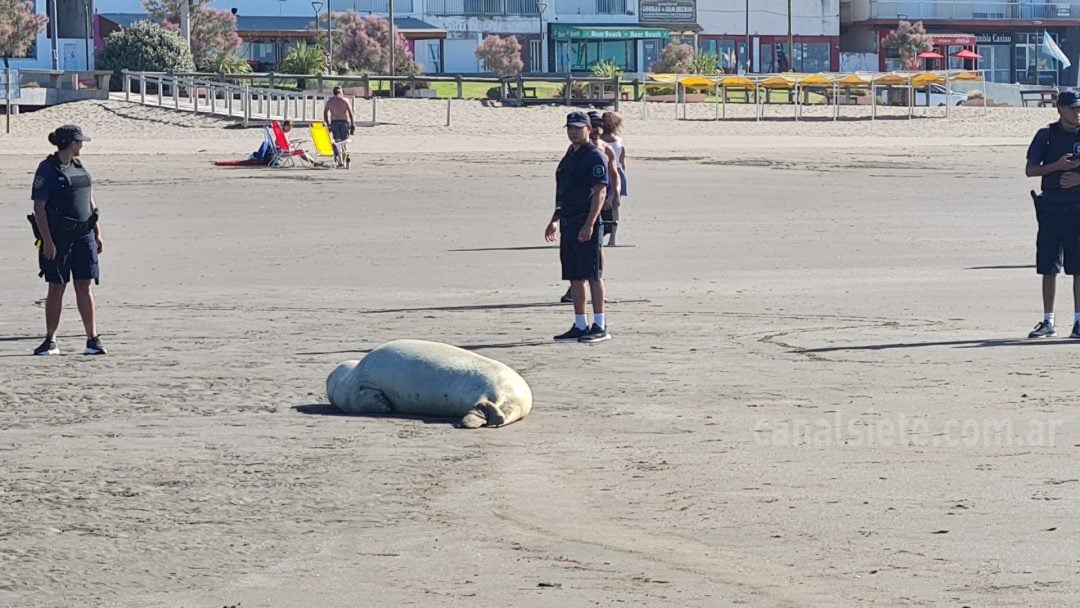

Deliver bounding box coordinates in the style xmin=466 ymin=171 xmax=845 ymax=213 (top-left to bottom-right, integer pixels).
xmin=1025 ymin=91 xmax=1080 ymax=338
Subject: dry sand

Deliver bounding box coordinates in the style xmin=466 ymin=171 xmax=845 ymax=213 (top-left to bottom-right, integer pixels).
xmin=1 ymin=99 xmax=1078 ymax=607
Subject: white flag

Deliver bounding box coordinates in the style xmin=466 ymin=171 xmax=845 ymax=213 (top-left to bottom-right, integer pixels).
xmin=1042 ymin=31 xmax=1072 ymax=69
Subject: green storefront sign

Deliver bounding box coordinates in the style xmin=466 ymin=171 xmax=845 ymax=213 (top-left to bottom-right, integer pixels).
xmin=551 ymin=24 xmax=671 ymax=41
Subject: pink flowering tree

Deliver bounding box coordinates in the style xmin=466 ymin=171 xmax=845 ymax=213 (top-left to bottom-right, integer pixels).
xmin=316 ymin=11 xmax=418 ymax=74
xmin=475 ymin=34 xmax=523 ymax=78
xmin=142 ymin=0 xmax=243 ymax=70
xmin=0 ymin=0 xmax=48 ymax=71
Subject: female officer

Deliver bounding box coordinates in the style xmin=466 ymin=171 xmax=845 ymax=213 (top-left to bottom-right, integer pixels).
xmin=30 ymin=124 xmax=106 ymax=356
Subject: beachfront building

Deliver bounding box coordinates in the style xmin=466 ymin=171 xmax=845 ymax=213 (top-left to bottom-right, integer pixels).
xmin=697 ymin=0 xmax=841 ymax=74
xmin=325 ymin=0 xmax=699 ymax=75
xmin=96 ymin=12 xmax=447 ymax=73
xmin=9 ymin=0 xmax=97 ymax=71
xmin=92 ymin=0 xmax=700 ymax=75
xmin=840 ymin=0 xmax=1080 ymax=85
xmin=90 ymin=0 xmax=842 ymax=75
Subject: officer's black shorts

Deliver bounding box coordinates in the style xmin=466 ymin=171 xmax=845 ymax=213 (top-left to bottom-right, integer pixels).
xmin=560 ymin=216 xmax=602 ymax=281
xmin=40 ymin=231 xmax=98 ymax=284
xmin=330 ymin=119 xmax=350 ymax=142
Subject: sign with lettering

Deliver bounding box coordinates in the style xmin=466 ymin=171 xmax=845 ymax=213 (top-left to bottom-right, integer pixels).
xmin=639 ymin=0 xmax=696 ymax=24
xmin=975 ymin=33 xmax=1013 ymax=44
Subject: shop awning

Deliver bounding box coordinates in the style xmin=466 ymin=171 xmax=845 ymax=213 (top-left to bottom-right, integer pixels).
xmin=926 ymin=32 xmax=977 ymax=46
xmin=551 ymin=25 xmax=672 ymax=41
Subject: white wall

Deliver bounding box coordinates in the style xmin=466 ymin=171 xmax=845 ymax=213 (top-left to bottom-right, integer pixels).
xmin=697 ymin=0 xmax=839 ymax=36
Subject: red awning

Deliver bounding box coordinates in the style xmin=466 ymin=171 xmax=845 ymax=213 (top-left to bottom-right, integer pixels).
xmin=918 ymin=51 xmax=945 ymax=59
xmin=926 ymin=32 xmax=977 ymax=46
xmin=951 ymin=49 xmax=982 ymax=60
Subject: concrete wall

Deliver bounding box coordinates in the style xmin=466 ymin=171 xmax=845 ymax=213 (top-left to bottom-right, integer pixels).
xmin=698 ymin=0 xmax=840 ymax=36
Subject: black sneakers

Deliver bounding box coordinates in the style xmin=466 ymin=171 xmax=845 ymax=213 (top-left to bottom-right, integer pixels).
xmin=84 ymin=335 xmax=107 ymax=355
xmin=33 ymin=338 xmax=58 ymax=356
xmin=554 ymin=325 xmax=590 ymax=342
xmin=578 ymin=324 xmax=610 ymax=344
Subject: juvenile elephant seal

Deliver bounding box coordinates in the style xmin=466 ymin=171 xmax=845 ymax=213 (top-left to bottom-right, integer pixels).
xmin=326 ymin=339 xmax=532 ymax=428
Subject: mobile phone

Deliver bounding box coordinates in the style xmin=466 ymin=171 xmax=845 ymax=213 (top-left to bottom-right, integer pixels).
xmin=1072 ymin=142 xmax=1080 ymax=160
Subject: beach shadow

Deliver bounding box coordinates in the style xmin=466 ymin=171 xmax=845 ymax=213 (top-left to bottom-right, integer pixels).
xmin=449 ymin=245 xmax=557 ymax=252
xmin=802 ymin=337 xmax=1075 ymax=353
xmin=965 ymin=264 xmax=1036 ymax=270
xmin=292 ymin=404 xmax=455 ymax=425
xmin=0 ymin=336 xmax=43 ymax=342
xmin=361 ymin=299 xmax=648 ymax=314
xmin=296 ymin=339 xmax=553 ymax=356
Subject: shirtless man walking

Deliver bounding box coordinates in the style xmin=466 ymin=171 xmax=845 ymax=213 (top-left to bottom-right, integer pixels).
xmin=322 ymin=86 xmax=355 ymax=168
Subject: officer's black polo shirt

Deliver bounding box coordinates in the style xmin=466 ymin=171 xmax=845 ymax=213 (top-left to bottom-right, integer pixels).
xmin=1027 ymin=121 xmax=1080 ymax=204
xmin=556 ymin=142 xmax=608 ymax=221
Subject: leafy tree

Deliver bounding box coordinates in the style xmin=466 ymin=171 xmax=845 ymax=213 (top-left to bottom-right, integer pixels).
xmin=97 ymin=20 xmax=196 ymax=87
xmin=317 ymin=11 xmax=418 ymax=75
xmin=142 ymin=0 xmax=242 ymax=71
xmin=649 ymin=43 xmax=694 ymax=74
xmin=206 ymin=52 xmax=251 ymax=73
xmin=882 ymin=20 xmax=933 ymax=71
xmin=0 ymin=0 xmax=48 ymax=71
xmin=281 ymin=42 xmax=325 ymax=75
xmin=475 ymin=34 xmax=523 ymax=78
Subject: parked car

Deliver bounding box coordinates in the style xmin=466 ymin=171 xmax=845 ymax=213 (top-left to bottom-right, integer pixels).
xmin=916 ymin=84 xmax=971 ymax=106
xmin=881 ymin=85 xmax=971 ymax=107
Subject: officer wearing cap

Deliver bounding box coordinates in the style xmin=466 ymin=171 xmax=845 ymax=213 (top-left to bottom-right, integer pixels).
xmin=1026 ymin=90 xmax=1080 ymax=339
xmin=544 ymin=111 xmax=611 ymax=343
xmin=30 ymin=124 xmax=106 ymax=356
xmin=323 ymin=86 xmax=355 ymax=168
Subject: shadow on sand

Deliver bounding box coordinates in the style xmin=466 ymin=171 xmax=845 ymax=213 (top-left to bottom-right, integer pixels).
xmin=292 ymin=404 xmax=456 ymax=425
xmin=802 ymin=337 xmax=1074 ymax=353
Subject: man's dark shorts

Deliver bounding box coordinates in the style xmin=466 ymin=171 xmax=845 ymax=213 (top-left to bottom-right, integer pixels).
xmin=330 ymin=119 xmax=350 ymax=142
xmin=40 ymin=231 xmax=98 ymax=284
xmin=560 ymin=216 xmax=602 ymax=281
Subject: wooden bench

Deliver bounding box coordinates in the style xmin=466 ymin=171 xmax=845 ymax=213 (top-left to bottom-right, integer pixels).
xmin=1021 ymin=89 xmax=1058 ymax=107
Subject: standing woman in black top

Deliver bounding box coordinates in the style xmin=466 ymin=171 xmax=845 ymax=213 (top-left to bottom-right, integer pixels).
xmin=30 ymin=124 xmax=106 ymax=356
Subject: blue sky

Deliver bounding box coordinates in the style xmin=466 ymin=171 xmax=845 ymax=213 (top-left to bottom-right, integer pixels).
xmin=95 ymin=0 xmax=366 ymax=17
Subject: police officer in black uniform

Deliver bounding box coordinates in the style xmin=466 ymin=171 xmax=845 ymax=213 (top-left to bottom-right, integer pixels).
xmin=30 ymin=124 xmax=107 ymax=356
xmin=1025 ymin=92 xmax=1080 ymax=339
xmin=545 ymin=111 xmax=611 ymax=343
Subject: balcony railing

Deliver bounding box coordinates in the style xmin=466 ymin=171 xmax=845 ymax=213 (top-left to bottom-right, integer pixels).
xmin=554 ymin=0 xmax=628 ymax=15
xmin=356 ymin=0 xmax=416 ymax=12
xmin=424 ymin=0 xmax=540 ymax=16
xmin=870 ymin=1 xmax=1080 ymax=20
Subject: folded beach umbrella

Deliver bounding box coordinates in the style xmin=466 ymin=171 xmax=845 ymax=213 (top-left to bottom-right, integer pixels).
xmin=950 ymin=49 xmax=982 ymax=60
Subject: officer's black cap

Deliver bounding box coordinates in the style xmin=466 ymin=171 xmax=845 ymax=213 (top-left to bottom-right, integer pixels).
xmin=565 ymin=111 xmax=590 ymax=128
xmin=1058 ymin=90 xmax=1080 ymax=108
xmin=588 ymin=110 xmax=603 ymax=127
xmin=56 ymin=124 xmax=91 ymax=142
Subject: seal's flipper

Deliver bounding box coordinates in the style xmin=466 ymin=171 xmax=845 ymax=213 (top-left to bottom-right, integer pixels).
xmin=457 ymin=407 xmax=487 ymax=429
xmin=456 ymin=401 xmax=508 ymax=428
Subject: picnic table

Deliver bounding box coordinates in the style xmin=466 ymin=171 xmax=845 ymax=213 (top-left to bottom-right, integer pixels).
xmin=1021 ymin=89 xmax=1058 ymax=107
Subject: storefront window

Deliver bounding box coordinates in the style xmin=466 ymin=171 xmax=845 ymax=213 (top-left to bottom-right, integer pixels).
xmin=883 ymin=45 xmax=903 ymax=71
xmin=701 ymin=40 xmax=736 ymax=72
xmin=1015 ymin=33 xmax=1059 ymax=85
xmin=558 ymin=40 xmax=635 ymax=72
xmin=977 ymin=44 xmax=1011 ymax=83
xmin=798 ymin=42 xmax=830 ymax=72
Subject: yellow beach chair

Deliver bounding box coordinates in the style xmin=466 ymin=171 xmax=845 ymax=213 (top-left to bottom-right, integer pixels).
xmin=310 ymin=121 xmax=348 ymax=168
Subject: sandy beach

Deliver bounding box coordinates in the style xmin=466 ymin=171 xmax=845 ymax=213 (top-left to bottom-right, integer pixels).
xmin=1 ymin=99 xmax=1078 ymax=607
